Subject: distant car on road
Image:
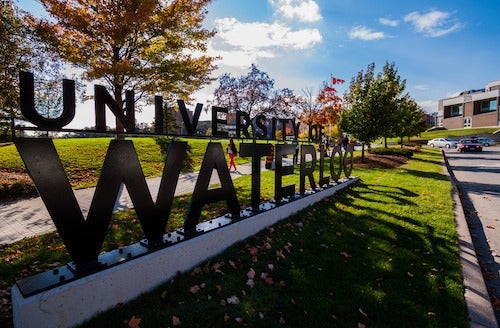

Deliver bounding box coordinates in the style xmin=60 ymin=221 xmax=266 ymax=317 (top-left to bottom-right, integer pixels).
xmin=471 ymin=137 xmax=496 ymax=147
xmin=427 ymin=138 xmax=457 ymax=148
xmin=457 ymin=139 xmax=483 ymax=152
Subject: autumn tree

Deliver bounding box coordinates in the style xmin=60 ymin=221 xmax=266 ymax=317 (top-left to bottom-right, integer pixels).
xmin=213 ymin=64 xmax=300 ymax=118
xmin=0 ymin=1 xmax=31 ymax=140
xmin=30 ymin=0 xmax=217 ymax=134
xmin=316 ymin=78 xmax=344 ymax=137
xmin=297 ymin=87 xmax=321 ymax=129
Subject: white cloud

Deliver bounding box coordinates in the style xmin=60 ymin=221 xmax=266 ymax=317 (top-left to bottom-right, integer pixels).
xmin=417 ymin=99 xmax=438 ymax=113
xmin=348 ymin=26 xmax=386 ymax=40
xmin=211 ymin=18 xmax=322 ymax=68
xmin=269 ymin=0 xmax=322 ymax=23
xmin=379 ymin=17 xmax=399 ymax=27
xmin=415 ymin=84 xmax=429 ymax=91
xmin=404 ymin=9 xmax=462 ymax=37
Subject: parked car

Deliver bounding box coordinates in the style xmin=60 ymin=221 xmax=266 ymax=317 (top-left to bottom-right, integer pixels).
xmin=456 ymin=139 xmax=483 ymax=152
xmin=427 ymin=138 xmax=457 ymax=148
xmin=471 ymin=137 xmax=496 ymax=147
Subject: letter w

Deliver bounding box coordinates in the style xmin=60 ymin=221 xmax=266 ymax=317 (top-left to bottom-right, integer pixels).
xmin=14 ymin=139 xmax=186 ymax=268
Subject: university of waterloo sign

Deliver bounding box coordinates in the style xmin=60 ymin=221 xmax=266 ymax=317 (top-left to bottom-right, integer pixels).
xmin=12 ymin=72 xmax=354 ymax=297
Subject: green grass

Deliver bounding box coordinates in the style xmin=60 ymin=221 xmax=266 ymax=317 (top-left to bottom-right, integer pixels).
xmin=420 ymin=127 xmax=498 ymax=140
xmin=0 ymin=148 xmax=469 ymax=327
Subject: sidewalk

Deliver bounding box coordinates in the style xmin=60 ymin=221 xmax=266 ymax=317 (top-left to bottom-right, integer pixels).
xmin=0 ymin=162 xmax=255 ymax=245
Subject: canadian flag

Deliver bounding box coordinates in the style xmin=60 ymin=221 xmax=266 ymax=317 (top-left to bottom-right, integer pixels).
xmin=324 ymin=86 xmax=337 ymax=92
xmin=332 ymin=77 xmax=345 ymax=84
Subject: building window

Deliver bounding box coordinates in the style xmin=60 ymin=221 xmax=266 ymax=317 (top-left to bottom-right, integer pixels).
xmin=448 ymin=104 xmax=463 ymax=117
xmin=474 ymin=98 xmax=497 ymax=114
xmin=481 ymin=99 xmax=497 ymax=112
xmin=463 ymin=116 xmax=472 ymax=128
xmin=444 ymin=104 xmax=463 ymax=118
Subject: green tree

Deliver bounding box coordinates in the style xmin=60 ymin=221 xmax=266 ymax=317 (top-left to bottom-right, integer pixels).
xmin=30 ymin=0 xmax=217 ymax=135
xmin=340 ymin=63 xmax=378 ymax=161
xmin=378 ymin=61 xmax=406 ymax=147
xmin=0 ymin=1 xmax=31 ymax=140
xmin=394 ymin=95 xmax=428 ymax=146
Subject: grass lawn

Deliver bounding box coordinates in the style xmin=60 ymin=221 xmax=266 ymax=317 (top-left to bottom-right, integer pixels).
xmin=0 ymin=147 xmax=469 ymax=327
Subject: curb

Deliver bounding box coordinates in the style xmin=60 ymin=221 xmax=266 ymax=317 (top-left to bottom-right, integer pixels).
xmin=442 ymin=150 xmax=499 ymax=328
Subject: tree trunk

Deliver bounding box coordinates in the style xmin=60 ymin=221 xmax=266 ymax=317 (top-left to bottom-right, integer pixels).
xmin=361 ymin=143 xmax=365 ymax=162
xmin=384 ymin=137 xmax=387 ymax=148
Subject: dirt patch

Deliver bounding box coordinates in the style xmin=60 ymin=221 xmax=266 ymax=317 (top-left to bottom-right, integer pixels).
xmin=352 ymin=153 xmax=409 ymax=169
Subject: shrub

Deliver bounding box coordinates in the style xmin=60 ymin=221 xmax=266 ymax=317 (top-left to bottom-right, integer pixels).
xmin=368 ymin=147 xmax=414 ymax=158
xmin=0 ymin=175 xmax=38 ymax=201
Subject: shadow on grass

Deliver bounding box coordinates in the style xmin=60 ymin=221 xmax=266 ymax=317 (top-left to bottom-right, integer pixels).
xmin=81 ymin=177 xmax=468 ymax=328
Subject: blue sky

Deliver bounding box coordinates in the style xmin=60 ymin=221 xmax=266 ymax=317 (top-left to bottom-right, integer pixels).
xmin=17 ymin=0 xmax=500 ymax=127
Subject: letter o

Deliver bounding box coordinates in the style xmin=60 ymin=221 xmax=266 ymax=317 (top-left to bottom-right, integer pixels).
xmin=329 ymin=146 xmax=343 ymax=182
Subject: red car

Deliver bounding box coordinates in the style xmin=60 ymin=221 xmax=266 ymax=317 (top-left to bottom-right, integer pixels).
xmin=456 ymin=139 xmax=483 ymax=152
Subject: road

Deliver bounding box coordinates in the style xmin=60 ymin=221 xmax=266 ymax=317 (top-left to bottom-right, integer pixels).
xmin=443 ymin=145 xmax=500 ymax=323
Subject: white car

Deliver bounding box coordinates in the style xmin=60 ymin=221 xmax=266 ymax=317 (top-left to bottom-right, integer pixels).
xmin=427 ymin=138 xmax=458 ymax=148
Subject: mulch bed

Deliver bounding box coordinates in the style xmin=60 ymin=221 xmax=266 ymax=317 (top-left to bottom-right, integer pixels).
xmin=352 ymin=153 xmax=409 ymax=169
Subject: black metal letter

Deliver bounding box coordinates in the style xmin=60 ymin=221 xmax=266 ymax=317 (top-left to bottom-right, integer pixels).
xmin=19 ymin=71 xmax=75 ymax=129
xmin=300 ymin=144 xmax=317 ymax=193
xmin=94 ymin=85 xmax=135 ymax=132
xmin=177 ymin=100 xmax=202 ymax=135
xmin=240 ymin=142 xmax=273 ymax=210
xmin=275 ymin=144 xmax=296 ymax=201
xmin=15 ymin=138 xmax=96 ymax=266
xmin=236 ymin=111 xmax=251 ymax=138
xmin=211 ymin=106 xmax=229 ymax=138
xmin=184 ymin=143 xmax=240 ymax=234
xmin=154 ymin=96 xmax=164 ymax=134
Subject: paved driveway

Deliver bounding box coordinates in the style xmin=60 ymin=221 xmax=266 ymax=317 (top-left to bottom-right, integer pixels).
xmin=443 ymin=146 xmax=500 ymax=321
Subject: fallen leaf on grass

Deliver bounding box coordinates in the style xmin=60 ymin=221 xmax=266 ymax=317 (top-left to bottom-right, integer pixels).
xmin=215 ymin=285 xmax=222 ymax=294
xmin=247 ymin=279 xmax=255 ymax=288
xmin=249 ymin=247 xmax=259 ymax=255
xmin=247 ymin=268 xmax=255 ymax=279
xmin=128 ymin=315 xmax=141 ymax=328
xmin=227 ymin=295 xmax=240 ymax=304
xmin=172 ymin=316 xmax=181 ymax=326
xmin=190 ymin=285 xmax=200 ymax=294
xmin=264 ymin=277 xmax=274 ymax=285
xmin=340 ymin=252 xmax=352 ymax=259
xmin=224 ymin=313 xmax=230 ymax=322
xmin=359 ymin=308 xmax=368 ymax=318
xmin=160 ymin=290 xmax=168 ymax=300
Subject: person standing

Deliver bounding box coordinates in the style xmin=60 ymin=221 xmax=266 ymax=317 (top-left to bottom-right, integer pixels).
xmin=227 ymin=138 xmax=238 ymax=172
